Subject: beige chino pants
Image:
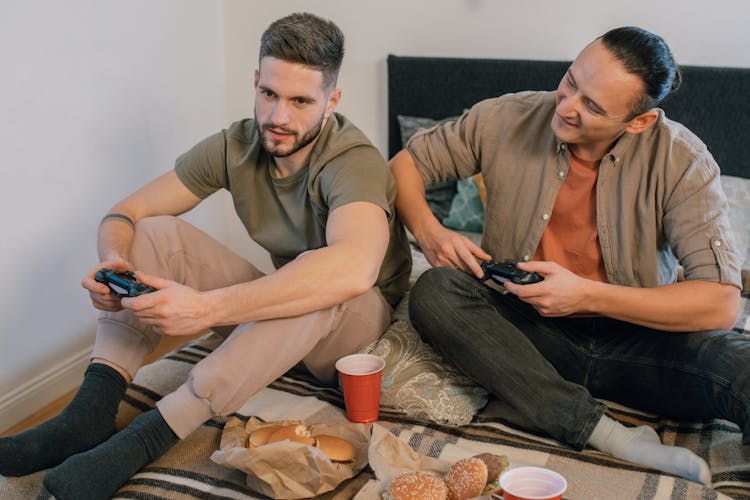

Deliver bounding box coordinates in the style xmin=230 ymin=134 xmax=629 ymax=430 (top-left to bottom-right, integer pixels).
xmin=92 ymin=216 xmax=392 ymax=438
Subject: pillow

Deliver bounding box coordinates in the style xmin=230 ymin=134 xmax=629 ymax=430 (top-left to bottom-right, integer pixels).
xmin=397 ymin=114 xmax=457 ymax=220
xmin=720 ymin=175 xmax=750 ymax=275
xmin=359 ymin=320 xmax=488 ymax=426
xmin=442 ymin=175 xmax=485 ymax=233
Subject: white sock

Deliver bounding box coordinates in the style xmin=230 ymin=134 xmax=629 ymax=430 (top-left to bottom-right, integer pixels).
xmin=587 ymin=415 xmax=711 ymax=485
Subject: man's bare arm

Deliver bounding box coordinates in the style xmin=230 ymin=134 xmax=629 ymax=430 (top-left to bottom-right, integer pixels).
xmin=510 ymin=261 xmax=741 ymax=331
xmin=83 ymin=170 xmax=202 ymax=311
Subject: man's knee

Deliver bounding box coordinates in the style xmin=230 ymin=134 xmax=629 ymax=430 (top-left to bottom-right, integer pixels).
xmin=412 ymin=267 xmax=456 ymax=301
xmin=409 ymin=267 xmax=467 ymax=334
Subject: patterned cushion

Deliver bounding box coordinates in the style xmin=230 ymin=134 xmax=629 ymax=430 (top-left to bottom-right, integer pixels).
xmin=442 ymin=175 xmax=485 ymax=233
xmin=359 ymin=320 xmax=488 ymax=426
xmin=720 ymin=175 xmax=750 ymax=291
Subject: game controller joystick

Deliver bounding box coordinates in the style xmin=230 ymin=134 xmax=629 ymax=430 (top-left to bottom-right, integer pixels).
xmin=480 ymin=259 xmax=544 ymax=285
xmin=95 ymin=268 xmax=156 ymax=297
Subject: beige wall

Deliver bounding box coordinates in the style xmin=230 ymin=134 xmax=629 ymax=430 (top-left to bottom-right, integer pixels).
xmin=1 ymin=0 xmax=748 ymax=431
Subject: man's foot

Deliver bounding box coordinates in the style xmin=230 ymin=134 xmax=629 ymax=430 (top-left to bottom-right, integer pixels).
xmin=588 ymin=415 xmax=711 ymax=485
xmin=43 ymin=408 xmax=178 ymax=500
xmin=0 ymin=363 xmax=127 ymax=476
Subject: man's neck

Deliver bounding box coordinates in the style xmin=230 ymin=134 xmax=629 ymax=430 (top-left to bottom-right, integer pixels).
xmin=271 ymin=137 xmax=319 ymax=178
xmin=568 ymin=134 xmax=623 ymax=163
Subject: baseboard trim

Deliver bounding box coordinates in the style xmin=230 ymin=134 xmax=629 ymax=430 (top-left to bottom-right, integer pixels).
xmin=0 ymin=346 xmax=92 ymax=433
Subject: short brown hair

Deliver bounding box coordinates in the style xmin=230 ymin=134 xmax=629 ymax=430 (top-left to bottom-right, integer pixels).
xmin=259 ymin=12 xmax=344 ymax=90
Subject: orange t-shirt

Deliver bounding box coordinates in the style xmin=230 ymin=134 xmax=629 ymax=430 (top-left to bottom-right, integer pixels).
xmin=532 ymin=151 xmax=609 ymax=283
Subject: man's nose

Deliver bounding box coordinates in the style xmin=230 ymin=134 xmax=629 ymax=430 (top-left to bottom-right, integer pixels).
xmin=556 ymin=93 xmax=580 ymax=117
xmin=270 ymin=101 xmax=290 ymax=125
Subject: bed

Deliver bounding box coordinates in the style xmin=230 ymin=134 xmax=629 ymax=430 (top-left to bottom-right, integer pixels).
xmin=2 ymin=56 xmax=749 ymax=500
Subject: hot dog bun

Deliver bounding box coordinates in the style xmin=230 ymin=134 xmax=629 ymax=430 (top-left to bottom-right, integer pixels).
xmin=313 ymin=434 xmax=356 ymax=463
xmin=265 ymin=424 xmax=315 ymax=446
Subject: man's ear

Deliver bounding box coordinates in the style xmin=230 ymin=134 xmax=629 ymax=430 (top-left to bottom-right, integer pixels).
xmin=324 ymin=88 xmax=342 ymax=118
xmin=625 ymin=110 xmax=659 ymax=135
xmin=253 ymin=69 xmax=259 ymax=89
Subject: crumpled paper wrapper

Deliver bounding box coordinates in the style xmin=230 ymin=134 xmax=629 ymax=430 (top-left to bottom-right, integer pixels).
xmin=354 ymin=423 xmax=452 ymax=500
xmin=211 ymin=416 xmax=370 ymax=499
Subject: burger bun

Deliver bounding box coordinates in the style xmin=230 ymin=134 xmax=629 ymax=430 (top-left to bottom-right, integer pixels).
xmin=445 ymin=457 xmax=487 ymax=500
xmin=387 ymin=471 xmax=448 ymax=500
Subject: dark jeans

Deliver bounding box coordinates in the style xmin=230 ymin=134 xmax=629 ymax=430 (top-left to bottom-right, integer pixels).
xmin=409 ymin=267 xmax=750 ymax=450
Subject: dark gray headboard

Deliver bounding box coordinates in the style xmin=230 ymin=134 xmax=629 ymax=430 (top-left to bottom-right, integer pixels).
xmin=387 ymin=55 xmax=750 ymax=179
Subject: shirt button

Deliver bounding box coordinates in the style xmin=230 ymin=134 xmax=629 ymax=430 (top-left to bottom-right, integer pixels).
xmin=522 ymin=255 xmax=530 ymax=261
xmin=714 ymin=240 xmax=722 ymax=247
xmin=558 ymin=170 xmax=565 ymax=178
xmin=542 ymin=213 xmax=549 ymax=220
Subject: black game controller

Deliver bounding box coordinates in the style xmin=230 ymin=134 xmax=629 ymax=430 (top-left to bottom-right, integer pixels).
xmin=95 ymin=268 xmax=156 ymax=297
xmin=481 ymin=259 xmax=544 ymax=285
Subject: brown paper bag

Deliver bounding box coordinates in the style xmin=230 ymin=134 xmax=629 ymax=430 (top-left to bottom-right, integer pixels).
xmin=211 ymin=417 xmax=371 ymax=499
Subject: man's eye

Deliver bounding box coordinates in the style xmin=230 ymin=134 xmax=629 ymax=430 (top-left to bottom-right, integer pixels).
xmin=294 ymin=98 xmax=309 ymax=105
xmin=585 ymin=101 xmax=602 ymax=115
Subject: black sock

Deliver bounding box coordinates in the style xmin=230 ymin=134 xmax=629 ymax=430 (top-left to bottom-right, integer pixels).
xmin=0 ymin=363 xmax=127 ymax=476
xmin=43 ymin=408 xmax=178 ymax=500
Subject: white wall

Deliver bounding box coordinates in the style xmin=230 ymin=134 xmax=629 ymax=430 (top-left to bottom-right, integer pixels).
xmin=0 ymin=0 xmax=230 ymax=430
xmin=2 ymin=0 xmax=749 ymax=431
xmin=223 ymin=0 xmax=750 ymax=158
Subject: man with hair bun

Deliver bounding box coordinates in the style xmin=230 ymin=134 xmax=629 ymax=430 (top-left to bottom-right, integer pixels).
xmin=0 ymin=12 xmax=411 ymax=499
xmin=392 ymin=26 xmax=744 ymax=485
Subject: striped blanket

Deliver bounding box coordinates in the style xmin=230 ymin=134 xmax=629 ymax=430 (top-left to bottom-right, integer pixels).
xmin=2 ymin=299 xmax=749 ymax=499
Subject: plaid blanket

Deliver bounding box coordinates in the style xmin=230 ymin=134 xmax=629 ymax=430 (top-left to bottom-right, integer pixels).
xmin=2 ymin=295 xmax=749 ymax=500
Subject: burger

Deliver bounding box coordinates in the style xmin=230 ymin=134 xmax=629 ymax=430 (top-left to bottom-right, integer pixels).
xmin=473 ymin=453 xmax=510 ymax=496
xmin=384 ymin=471 xmax=448 ymax=500
xmin=444 ymin=457 xmax=487 ymax=500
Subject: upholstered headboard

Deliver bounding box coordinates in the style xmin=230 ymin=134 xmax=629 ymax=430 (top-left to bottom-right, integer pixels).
xmin=387 ymin=55 xmax=750 ymax=179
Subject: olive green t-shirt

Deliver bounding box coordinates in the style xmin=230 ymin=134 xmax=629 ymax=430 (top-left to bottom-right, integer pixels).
xmin=174 ymin=113 xmax=411 ymax=306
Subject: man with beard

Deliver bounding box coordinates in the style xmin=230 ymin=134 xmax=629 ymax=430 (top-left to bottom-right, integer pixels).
xmin=0 ymin=12 xmax=411 ymax=499
xmin=391 ymin=27 xmax=743 ymax=485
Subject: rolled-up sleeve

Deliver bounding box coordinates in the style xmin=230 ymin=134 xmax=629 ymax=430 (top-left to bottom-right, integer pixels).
xmin=663 ymin=153 xmax=742 ymax=288
xmin=406 ymin=106 xmax=483 ymax=184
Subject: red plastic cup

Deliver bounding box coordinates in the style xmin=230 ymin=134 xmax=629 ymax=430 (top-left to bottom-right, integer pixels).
xmin=335 ymin=354 xmax=385 ymax=423
xmin=498 ymin=466 xmax=567 ymax=500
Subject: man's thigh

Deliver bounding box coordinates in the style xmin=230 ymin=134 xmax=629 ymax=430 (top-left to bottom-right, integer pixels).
xmin=132 ymin=215 xmax=265 ymax=290
xmin=584 ymin=320 xmax=750 ymax=418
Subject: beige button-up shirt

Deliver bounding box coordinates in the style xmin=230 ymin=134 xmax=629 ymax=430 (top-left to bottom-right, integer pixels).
xmin=407 ymin=91 xmax=742 ymax=289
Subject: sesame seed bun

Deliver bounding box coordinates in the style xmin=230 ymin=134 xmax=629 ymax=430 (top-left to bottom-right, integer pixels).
xmin=265 ymin=424 xmax=315 ymax=446
xmin=387 ymin=471 xmax=448 ymax=500
xmin=445 ymin=457 xmax=487 ymax=500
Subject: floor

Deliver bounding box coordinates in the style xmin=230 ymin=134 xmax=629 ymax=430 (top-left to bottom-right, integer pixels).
xmin=0 ymin=334 xmax=201 ymax=437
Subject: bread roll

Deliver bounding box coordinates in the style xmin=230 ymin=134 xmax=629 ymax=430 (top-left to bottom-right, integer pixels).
xmin=387 ymin=471 xmax=448 ymax=500
xmin=313 ymin=434 xmax=355 ymax=463
xmin=266 ymin=424 xmax=315 ymax=446
xmin=445 ymin=457 xmax=487 ymax=500
xmin=247 ymin=424 xmax=283 ymax=448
